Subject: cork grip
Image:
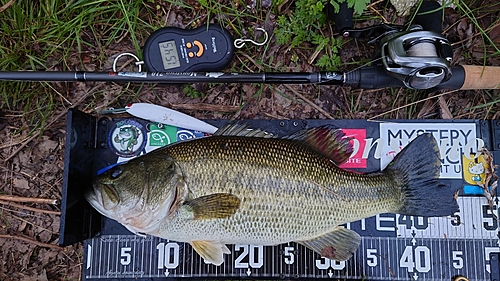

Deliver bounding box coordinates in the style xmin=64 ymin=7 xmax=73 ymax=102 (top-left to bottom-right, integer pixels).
xmin=461 ymin=65 xmax=500 ymax=90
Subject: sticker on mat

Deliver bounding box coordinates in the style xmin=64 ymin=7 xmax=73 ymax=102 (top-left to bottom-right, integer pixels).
xmin=109 ymin=120 xmax=147 ymax=158
xmin=149 ymin=124 xmax=177 ymax=147
xmin=379 ymin=123 xmax=479 ymax=179
xmin=339 ymin=128 xmax=367 ymax=169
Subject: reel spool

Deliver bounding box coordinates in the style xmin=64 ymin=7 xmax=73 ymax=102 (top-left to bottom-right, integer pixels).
xmin=379 ymin=27 xmax=453 ymax=89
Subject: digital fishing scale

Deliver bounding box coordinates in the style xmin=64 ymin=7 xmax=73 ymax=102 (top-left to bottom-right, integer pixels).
xmin=142 ymin=24 xmax=235 ymax=72
xmin=60 ymin=111 xmax=500 ymax=281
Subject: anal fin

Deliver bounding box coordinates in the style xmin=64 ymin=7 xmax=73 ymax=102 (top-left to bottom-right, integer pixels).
xmin=297 ymin=226 xmax=361 ymax=261
xmin=190 ymin=240 xmax=230 ymax=266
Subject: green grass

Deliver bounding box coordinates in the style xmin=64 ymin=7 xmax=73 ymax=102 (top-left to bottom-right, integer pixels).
xmin=0 ymin=0 xmax=152 ymax=133
xmin=0 ymin=0 xmax=498 ymax=134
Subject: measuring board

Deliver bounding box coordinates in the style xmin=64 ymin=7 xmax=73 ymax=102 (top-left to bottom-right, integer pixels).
xmin=60 ymin=110 xmax=500 ymax=280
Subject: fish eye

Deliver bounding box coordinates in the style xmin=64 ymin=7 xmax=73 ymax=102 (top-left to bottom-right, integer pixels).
xmin=110 ymin=167 xmax=123 ymax=179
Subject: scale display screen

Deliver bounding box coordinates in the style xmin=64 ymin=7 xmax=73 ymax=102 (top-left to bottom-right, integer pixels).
xmin=158 ymin=40 xmax=181 ymax=70
xmin=61 ymin=113 xmax=500 ymax=281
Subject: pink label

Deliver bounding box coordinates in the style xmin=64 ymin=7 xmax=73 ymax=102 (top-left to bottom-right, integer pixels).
xmin=339 ymin=129 xmax=367 ymax=169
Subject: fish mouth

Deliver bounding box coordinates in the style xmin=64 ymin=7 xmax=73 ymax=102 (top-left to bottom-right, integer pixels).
xmin=84 ymin=182 xmax=105 ymax=216
xmin=85 ymin=180 xmax=119 ymax=212
xmin=83 ymin=180 xmax=99 ymax=204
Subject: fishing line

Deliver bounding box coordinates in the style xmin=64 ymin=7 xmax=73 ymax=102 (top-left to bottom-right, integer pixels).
xmin=343 ymin=56 xmax=388 ymax=76
xmin=406 ymin=41 xmax=439 ymax=57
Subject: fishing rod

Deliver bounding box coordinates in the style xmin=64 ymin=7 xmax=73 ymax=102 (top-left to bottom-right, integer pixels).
xmin=0 ymin=2 xmax=498 ymax=91
xmin=0 ymin=65 xmax=497 ymax=91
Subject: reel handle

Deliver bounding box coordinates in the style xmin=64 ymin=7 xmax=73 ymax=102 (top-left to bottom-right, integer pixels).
xmin=326 ymin=1 xmax=353 ymax=35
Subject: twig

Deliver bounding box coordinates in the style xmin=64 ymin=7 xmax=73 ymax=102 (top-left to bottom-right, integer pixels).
xmin=284 ymin=85 xmax=335 ymax=119
xmin=0 ymin=195 xmax=57 ymax=205
xmin=368 ymin=90 xmax=458 ymax=120
xmin=0 ymin=0 xmax=14 ymax=13
xmin=6 ymin=212 xmax=58 ymax=234
xmin=369 ymin=6 xmax=388 ymax=23
xmin=0 ymin=234 xmax=63 ymax=250
xmin=0 ymin=135 xmax=31 ymax=150
xmin=0 ymin=200 xmax=60 ymax=215
xmin=237 ymin=53 xmax=262 ymax=72
xmin=366 ymin=0 xmax=384 ymax=9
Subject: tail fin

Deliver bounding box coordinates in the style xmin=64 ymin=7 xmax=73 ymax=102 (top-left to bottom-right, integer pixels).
xmin=386 ymin=133 xmax=459 ymax=216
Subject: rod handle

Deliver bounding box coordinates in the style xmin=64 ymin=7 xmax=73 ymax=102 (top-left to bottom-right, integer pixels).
xmin=460 ymin=65 xmax=500 ymax=90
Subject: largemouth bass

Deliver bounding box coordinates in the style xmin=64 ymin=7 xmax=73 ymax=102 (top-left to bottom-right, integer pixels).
xmin=85 ymin=124 xmax=459 ymax=265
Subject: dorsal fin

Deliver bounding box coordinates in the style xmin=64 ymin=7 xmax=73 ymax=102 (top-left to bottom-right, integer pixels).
xmin=284 ymin=125 xmax=353 ymax=165
xmin=214 ymin=123 xmax=275 ymax=138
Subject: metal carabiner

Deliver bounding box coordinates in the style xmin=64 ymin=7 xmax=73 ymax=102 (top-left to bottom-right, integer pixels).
xmin=234 ymin=27 xmax=268 ymax=49
xmin=112 ymin=52 xmax=144 ymax=72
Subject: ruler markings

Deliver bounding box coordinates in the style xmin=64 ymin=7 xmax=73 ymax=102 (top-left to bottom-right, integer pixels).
xmin=440 ymin=238 xmax=447 ymax=280
xmin=374 ymin=237 xmax=379 ymax=278
xmin=139 ymin=236 xmax=145 ymax=277
xmin=98 ymin=235 xmax=102 ymax=278
xmin=450 ymin=236 xmax=463 ymax=276
xmin=472 ymin=238 xmax=478 ymax=279
xmin=468 ymin=197 xmax=475 ymax=238
xmin=84 ymin=235 xmax=498 ymax=280
xmin=103 ymin=236 xmax=108 ymax=278
xmin=436 ymin=239 xmax=442 ymax=280
xmin=113 ymin=235 xmax=117 ymax=278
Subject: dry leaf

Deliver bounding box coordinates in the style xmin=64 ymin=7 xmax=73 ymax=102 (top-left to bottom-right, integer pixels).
xmin=438 ymin=96 xmax=453 ymax=119
xmin=20 ymin=269 xmax=48 ymax=281
xmin=417 ymin=96 xmax=436 ymax=118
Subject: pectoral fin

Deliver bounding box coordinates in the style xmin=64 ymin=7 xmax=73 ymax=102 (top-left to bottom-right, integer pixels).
xmin=297 ymin=226 xmax=361 ymax=261
xmin=181 ymin=193 xmax=241 ymax=220
xmin=190 ymin=240 xmax=230 ymax=266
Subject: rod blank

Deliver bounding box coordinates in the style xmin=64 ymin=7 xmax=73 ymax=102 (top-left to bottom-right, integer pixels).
xmin=0 ymin=71 xmax=341 ymax=84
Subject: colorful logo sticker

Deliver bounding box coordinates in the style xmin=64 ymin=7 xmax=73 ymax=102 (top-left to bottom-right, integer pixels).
xmin=109 ymin=120 xmax=147 ymax=158
xmin=463 ymin=154 xmax=489 ymax=185
xmin=462 ymin=153 xmax=491 ymax=195
xmin=339 ymin=129 xmax=367 ymax=169
xmin=177 ymin=129 xmax=205 ymax=141
xmin=149 ymin=124 xmax=177 ymax=147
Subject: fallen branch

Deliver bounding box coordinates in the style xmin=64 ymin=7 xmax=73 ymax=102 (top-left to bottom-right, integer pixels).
xmin=0 ymin=200 xmax=60 ymax=215
xmin=0 ymin=234 xmax=63 ymax=250
xmin=0 ymin=195 xmax=57 ymax=205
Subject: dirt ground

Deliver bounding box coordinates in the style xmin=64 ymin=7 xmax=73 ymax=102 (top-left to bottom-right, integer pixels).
xmin=1 ymin=0 xmax=499 ymax=280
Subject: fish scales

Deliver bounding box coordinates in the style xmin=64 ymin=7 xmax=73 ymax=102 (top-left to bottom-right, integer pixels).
xmin=157 ymin=136 xmax=401 ymax=243
xmin=86 ymin=125 xmax=459 ymax=264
